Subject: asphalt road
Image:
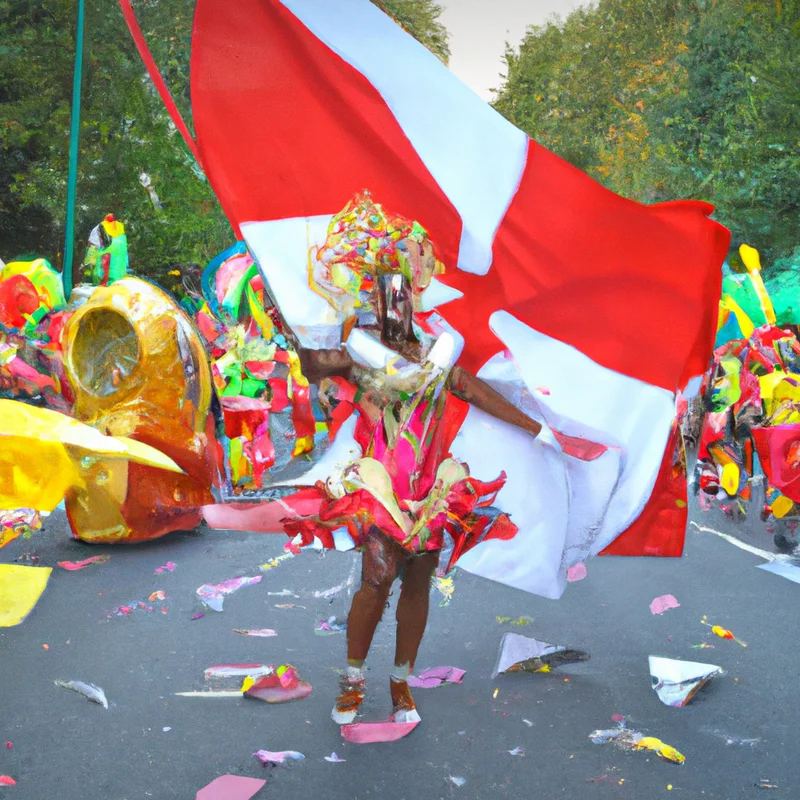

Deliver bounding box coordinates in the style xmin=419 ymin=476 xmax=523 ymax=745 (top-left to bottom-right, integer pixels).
xmin=1 ymin=495 xmax=798 ymax=800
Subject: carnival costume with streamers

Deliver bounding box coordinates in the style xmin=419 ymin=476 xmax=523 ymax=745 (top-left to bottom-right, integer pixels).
xmin=284 ymin=195 xmax=516 ymax=564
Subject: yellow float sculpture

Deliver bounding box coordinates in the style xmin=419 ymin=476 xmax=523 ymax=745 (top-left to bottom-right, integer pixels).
xmin=60 ymin=277 xmax=220 ymax=542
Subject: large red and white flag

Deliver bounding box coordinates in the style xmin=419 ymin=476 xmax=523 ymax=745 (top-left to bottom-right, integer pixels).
xmin=125 ymin=0 xmax=730 ymax=597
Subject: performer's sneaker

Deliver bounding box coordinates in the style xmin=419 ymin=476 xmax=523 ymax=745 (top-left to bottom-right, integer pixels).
xmin=390 ymin=678 xmax=421 ymax=724
xmin=332 ymin=675 xmax=366 ymax=725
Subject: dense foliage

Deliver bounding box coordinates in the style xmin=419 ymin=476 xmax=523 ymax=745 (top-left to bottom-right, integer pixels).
xmin=2 ymin=0 xmax=797 ymax=285
xmin=493 ymin=0 xmax=800 ymax=273
xmin=0 ymin=0 xmax=449 ymax=288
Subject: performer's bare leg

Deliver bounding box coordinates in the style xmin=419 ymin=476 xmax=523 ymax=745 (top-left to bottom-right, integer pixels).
xmin=332 ymin=530 xmax=404 ymax=724
xmin=390 ymin=549 xmax=439 ymax=723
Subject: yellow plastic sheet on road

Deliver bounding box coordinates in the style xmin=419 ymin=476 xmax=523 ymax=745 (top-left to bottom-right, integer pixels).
xmin=0 ymin=564 xmax=52 ymax=627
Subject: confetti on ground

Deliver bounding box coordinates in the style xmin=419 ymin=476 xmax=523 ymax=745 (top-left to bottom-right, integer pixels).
xmin=0 ymin=776 xmax=16 ymax=786
xmin=197 ymin=575 xmax=262 ymax=612
xmin=590 ymin=722 xmax=685 ymax=764
xmin=253 ymin=749 xmax=305 ymax=765
xmin=260 ymin=553 xmax=294 ymax=571
xmin=58 ymin=555 xmax=110 ymax=571
xmin=508 ymin=746 xmax=525 ymax=756
xmin=449 ymin=776 xmax=466 ymax=787
xmin=315 ymin=616 xmax=347 ymax=635
xmin=408 ymin=666 xmax=465 ymax=688
xmin=432 ymin=575 xmax=454 ymax=607
xmin=496 ymin=615 xmax=534 ymax=626
xmin=324 ymin=752 xmax=346 ymax=763
xmin=234 ymin=628 xmax=277 ymax=637
xmin=54 ymin=679 xmax=109 ymax=709
xmin=567 ymin=562 xmax=587 ymax=582
xmin=701 ymin=616 xmax=747 ymax=646
xmin=650 ymin=594 xmax=680 ymax=615
xmin=154 ymin=561 xmax=176 ymax=574
xmin=148 ymin=590 xmax=167 ymax=601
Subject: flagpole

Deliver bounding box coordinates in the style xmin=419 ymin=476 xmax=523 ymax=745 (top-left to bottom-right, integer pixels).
xmin=63 ymin=0 xmax=85 ymax=298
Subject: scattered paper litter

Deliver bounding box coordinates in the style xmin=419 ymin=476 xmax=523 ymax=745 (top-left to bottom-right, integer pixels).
xmin=155 ymin=561 xmax=176 ymax=574
xmin=492 ymin=633 xmax=590 ymax=678
xmin=496 ymin=615 xmax=533 ymax=626
xmin=341 ymin=720 xmax=419 ymax=744
xmin=757 ymin=561 xmax=800 ymax=585
xmin=508 ymin=746 xmax=525 ymax=756
xmin=650 ymin=594 xmax=680 ymax=615
xmin=58 ymin=555 xmax=109 ymax=571
xmin=253 ymin=749 xmax=305 ymax=765
xmin=407 ymin=666 xmax=465 ymax=688
xmin=314 ymin=616 xmax=347 ymax=635
xmin=324 ymin=752 xmax=346 ymax=763
xmin=590 ymin=721 xmax=685 ymax=764
xmin=54 ymin=679 xmax=108 ymax=709
xmin=449 ymin=776 xmax=466 ymax=787
xmin=244 ymin=665 xmax=312 ymax=704
xmin=0 ymin=776 xmax=16 ymax=786
xmin=701 ymin=616 xmax=747 ymax=646
xmin=195 ymin=774 xmax=265 ymax=800
xmin=649 ymin=656 xmax=723 ymax=707
xmin=196 ymin=575 xmax=262 ymax=612
xmin=204 ymin=664 xmax=273 ymax=681
xmin=566 ymin=562 xmax=587 ymax=582
xmin=234 ymin=628 xmax=277 ymax=637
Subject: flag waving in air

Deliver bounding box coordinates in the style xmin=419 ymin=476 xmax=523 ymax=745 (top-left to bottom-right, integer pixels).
xmin=123 ymin=0 xmax=730 ymax=598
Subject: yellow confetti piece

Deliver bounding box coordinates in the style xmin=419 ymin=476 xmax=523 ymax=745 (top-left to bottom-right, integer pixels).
xmin=667 ymin=785 xmax=673 ymax=791
xmin=240 ymin=676 xmax=255 ymax=693
xmin=634 ymin=736 xmax=685 ymax=764
xmin=433 ymin=575 xmax=454 ymax=607
xmin=493 ymin=688 xmax=499 ymax=699
xmin=535 ymin=664 xmax=551 ymax=673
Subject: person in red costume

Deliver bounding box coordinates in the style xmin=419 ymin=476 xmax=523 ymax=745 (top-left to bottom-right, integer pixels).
xmin=290 ymin=193 xmax=542 ymax=726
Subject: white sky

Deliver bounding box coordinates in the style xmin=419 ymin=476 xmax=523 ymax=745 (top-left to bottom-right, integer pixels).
xmin=440 ymin=0 xmax=587 ymax=100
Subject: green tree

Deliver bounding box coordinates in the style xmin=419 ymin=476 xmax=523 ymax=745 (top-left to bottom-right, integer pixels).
xmin=493 ymin=0 xmax=800 ymax=265
xmin=0 ymin=0 xmax=450 ymax=289
xmin=372 ymin=0 xmax=450 ymax=63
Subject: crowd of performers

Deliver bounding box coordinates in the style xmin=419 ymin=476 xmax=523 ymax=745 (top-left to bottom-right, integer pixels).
xmin=2 ymin=199 xmax=798 ymax=723
xmin=0 ymin=196 xmax=545 ymax=724
xmin=691 ymin=245 xmax=800 ymax=549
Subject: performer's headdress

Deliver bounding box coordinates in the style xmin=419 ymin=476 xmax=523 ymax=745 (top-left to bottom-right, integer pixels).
xmin=309 ymin=190 xmax=444 ymax=316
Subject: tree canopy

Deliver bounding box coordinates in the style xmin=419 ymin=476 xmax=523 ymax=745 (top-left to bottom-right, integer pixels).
xmin=2 ymin=0 xmax=797 ymax=285
xmin=492 ymin=0 xmax=800 ymax=272
xmin=0 ymin=0 xmax=449 ymax=289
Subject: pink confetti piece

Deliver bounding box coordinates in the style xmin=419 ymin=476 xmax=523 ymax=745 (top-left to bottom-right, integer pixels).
xmin=407 ymin=666 xmax=466 ymax=688
xmin=650 ymin=594 xmax=680 ymax=615
xmin=155 ymin=561 xmax=177 ymax=574
xmin=195 ymin=775 xmax=265 ymax=800
xmin=234 ymin=628 xmax=277 ymax=637
xmin=253 ymin=749 xmax=304 ymax=765
xmin=192 ymin=613 xmax=205 ymax=620
xmin=58 ymin=555 xmax=110 ymax=571
xmin=567 ymin=562 xmax=587 ymax=582
xmin=341 ymin=720 xmax=419 ymax=744
xmin=0 ymin=776 xmax=16 ymax=786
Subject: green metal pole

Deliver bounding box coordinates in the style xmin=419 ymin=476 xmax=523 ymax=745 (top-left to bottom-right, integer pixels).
xmin=63 ymin=0 xmax=85 ymax=297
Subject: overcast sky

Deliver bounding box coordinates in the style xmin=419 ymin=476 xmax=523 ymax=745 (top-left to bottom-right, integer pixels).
xmin=440 ymin=1 xmax=587 ymax=100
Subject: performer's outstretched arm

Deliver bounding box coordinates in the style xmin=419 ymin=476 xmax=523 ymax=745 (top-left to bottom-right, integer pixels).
xmin=448 ymin=365 xmax=542 ymax=440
